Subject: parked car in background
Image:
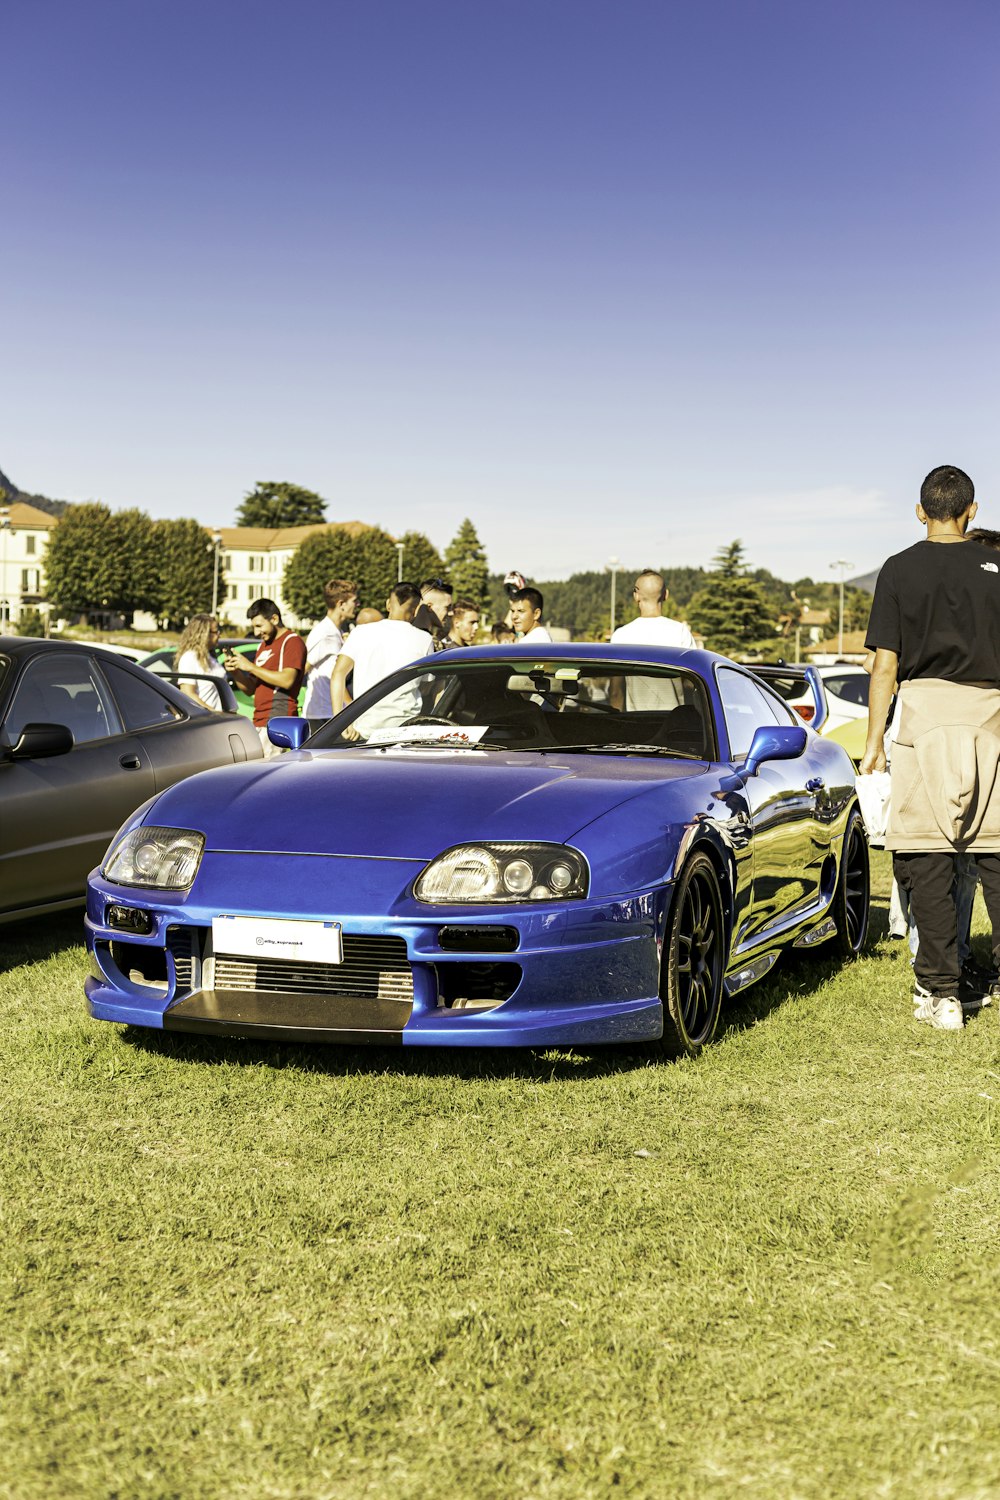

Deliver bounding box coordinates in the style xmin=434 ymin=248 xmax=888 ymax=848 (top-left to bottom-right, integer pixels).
xmin=753 ymin=663 xmax=870 ymax=764
xmin=86 ymin=643 xmax=869 ymax=1059
xmin=86 ymin=642 xmax=148 ymax=664
xmin=139 ymin=639 xmax=260 ymax=719
xmin=0 ymin=637 xmax=262 ymax=924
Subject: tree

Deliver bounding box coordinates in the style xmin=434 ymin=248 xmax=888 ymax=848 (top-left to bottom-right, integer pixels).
xmin=282 ymin=525 xmax=400 ymax=621
xmin=44 ymin=503 xmax=159 ymax=624
xmin=444 ymin=519 xmax=490 ymax=608
xmin=687 ymin=539 xmax=774 ymax=657
xmin=236 ymin=481 xmax=326 ymax=528
xmin=397 ymin=531 xmax=446 ymax=588
xmin=845 ymin=587 xmax=873 ymax=633
xmin=154 ymin=519 xmax=217 ymax=629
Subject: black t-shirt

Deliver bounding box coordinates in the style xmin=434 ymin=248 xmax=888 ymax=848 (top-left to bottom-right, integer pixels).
xmin=865 ymin=539 xmax=1000 ymax=682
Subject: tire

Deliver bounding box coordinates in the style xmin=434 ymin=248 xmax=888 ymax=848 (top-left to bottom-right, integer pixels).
xmin=825 ymin=806 xmax=870 ymax=957
xmin=655 ymin=851 xmax=726 ymax=1058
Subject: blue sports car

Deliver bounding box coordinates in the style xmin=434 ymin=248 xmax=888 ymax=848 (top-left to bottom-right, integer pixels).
xmin=85 ymin=644 xmax=869 ymax=1057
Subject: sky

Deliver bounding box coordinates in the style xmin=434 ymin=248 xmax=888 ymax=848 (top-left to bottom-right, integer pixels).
xmin=2 ymin=0 xmax=997 ymax=585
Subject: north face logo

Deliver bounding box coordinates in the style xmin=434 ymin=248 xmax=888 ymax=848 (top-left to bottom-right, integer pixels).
xmin=982 ymin=562 xmax=999 ymax=574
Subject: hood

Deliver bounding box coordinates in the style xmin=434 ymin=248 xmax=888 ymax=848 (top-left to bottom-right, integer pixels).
xmin=144 ymin=747 xmax=709 ymax=859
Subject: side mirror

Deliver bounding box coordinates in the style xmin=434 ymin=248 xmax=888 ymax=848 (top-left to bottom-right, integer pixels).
xmin=9 ymin=721 xmax=76 ymax=760
xmin=267 ymin=716 xmax=310 ymax=752
xmin=737 ymin=724 xmax=807 ymax=777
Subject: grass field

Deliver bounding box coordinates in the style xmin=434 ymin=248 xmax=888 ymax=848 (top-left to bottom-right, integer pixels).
xmin=3 ymin=851 xmax=1000 ymax=1500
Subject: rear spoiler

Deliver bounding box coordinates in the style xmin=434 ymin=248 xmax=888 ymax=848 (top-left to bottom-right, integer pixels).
xmin=748 ymin=664 xmax=828 ymax=733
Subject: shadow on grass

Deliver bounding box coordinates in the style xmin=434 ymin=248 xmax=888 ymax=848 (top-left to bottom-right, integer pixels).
xmin=120 ymin=1025 xmax=654 ymax=1081
xmin=0 ymin=908 xmax=87 ymax=972
xmin=717 ymin=887 xmax=894 ymax=1043
xmin=119 ymin=897 xmax=899 ymax=1081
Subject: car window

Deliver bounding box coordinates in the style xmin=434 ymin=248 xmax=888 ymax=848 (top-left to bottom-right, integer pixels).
xmin=717 ymin=667 xmax=785 ymax=758
xmin=823 ymin=673 xmax=869 ymax=706
xmin=100 ymin=659 xmax=185 ymax=731
xmin=308 ymin=657 xmax=716 ymax=759
xmin=4 ymin=653 xmax=122 ymax=745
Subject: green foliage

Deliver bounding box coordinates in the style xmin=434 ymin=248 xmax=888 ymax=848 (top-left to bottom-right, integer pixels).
xmin=235 ymin=481 xmax=327 ymax=528
xmin=845 ymin=587 xmax=873 ymax=632
xmin=712 ymin=539 xmax=748 ymax=578
xmin=16 ymin=607 xmax=46 ymax=637
xmin=153 ymin=519 xmax=217 ymax=630
xmin=44 ymin=503 xmax=159 ymax=623
xmin=688 ymin=540 xmax=775 ymax=656
xmin=444 ymin=519 xmax=490 ymax=608
xmin=282 ymin=525 xmax=400 ymax=620
xmin=397 ymin=530 xmax=446 ymax=589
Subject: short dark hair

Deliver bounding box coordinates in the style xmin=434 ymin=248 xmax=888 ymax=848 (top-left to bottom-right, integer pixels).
xmin=511 ymin=586 xmax=544 ymax=615
xmin=450 ymin=597 xmax=479 ymax=619
xmin=966 ymin=528 xmax=1000 ymax=551
xmin=247 ymin=597 xmax=282 ymax=623
xmin=491 ymin=622 xmax=515 ymax=641
xmin=920 ymin=465 xmax=975 ymax=521
xmin=390 ymin=581 xmax=421 ymax=608
xmin=420 ymin=576 xmax=453 ymax=596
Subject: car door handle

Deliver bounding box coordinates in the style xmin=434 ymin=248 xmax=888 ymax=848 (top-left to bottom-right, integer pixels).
xmin=806 ymin=776 xmax=825 ymax=792
xmin=119 ymin=754 xmax=141 ymax=770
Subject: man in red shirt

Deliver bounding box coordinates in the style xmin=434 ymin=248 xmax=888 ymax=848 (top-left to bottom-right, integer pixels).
xmin=223 ymin=598 xmax=306 ymax=757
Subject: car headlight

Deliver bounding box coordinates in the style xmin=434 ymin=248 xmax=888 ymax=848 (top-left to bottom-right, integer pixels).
xmin=414 ymin=843 xmax=588 ymax=904
xmin=102 ymin=826 xmax=205 ymax=890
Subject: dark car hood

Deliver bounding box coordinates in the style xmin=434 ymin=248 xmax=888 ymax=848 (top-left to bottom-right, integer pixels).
xmin=145 ymin=747 xmax=709 ymax=859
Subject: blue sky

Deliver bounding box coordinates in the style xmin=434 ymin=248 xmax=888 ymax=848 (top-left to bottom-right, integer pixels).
xmin=2 ymin=0 xmax=997 ymax=584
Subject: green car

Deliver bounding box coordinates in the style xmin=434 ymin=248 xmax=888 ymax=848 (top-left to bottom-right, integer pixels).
xmin=137 ymin=640 xmax=267 ymax=721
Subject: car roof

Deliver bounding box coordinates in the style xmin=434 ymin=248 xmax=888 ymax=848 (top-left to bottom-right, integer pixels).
xmin=0 ymin=634 xmax=212 ymax=714
xmin=447 ymin=641 xmax=733 ymax=673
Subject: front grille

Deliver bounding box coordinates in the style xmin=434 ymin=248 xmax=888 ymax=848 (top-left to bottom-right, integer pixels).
xmin=213 ymin=933 xmax=412 ymax=1000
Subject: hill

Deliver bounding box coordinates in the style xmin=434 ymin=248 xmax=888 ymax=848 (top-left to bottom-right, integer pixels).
xmin=0 ymin=465 xmax=70 ymax=518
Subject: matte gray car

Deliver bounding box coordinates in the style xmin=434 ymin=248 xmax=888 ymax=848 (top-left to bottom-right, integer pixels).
xmin=0 ymin=637 xmax=262 ymax=923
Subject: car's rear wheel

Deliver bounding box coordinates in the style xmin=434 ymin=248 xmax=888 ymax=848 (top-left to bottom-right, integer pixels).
xmin=655 ymin=852 xmax=726 ymax=1058
xmin=825 ymin=806 xmax=870 ymax=957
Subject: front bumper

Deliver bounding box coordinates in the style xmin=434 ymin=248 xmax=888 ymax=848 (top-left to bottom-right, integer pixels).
xmin=84 ymin=857 xmax=668 ymax=1048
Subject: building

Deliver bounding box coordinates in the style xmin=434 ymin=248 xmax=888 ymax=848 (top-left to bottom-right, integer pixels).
xmin=216 ymin=520 xmax=372 ymax=627
xmin=0 ymin=501 xmax=58 ymax=628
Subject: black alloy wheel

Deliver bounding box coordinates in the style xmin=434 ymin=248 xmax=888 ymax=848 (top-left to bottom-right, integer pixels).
xmin=825 ymin=806 xmax=870 ymax=957
xmin=656 ymin=851 xmax=726 ymax=1058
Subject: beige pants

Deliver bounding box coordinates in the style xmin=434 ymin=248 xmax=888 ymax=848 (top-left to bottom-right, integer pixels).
xmin=887 ymin=678 xmax=1000 ymax=852
xmin=257 ymin=725 xmax=285 ymax=759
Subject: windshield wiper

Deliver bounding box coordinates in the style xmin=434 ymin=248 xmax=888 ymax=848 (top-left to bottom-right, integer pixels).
xmin=533 ymin=743 xmax=706 ymax=760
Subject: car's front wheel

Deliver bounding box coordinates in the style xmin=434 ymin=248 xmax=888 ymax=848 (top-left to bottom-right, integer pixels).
xmin=655 ymin=851 xmax=726 ymax=1058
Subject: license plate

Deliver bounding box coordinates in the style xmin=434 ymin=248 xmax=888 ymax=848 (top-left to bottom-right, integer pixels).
xmin=212 ymin=915 xmax=343 ymax=965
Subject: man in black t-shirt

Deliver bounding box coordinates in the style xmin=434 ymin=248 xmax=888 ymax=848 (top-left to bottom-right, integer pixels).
xmin=862 ymin=465 xmax=1000 ymax=1030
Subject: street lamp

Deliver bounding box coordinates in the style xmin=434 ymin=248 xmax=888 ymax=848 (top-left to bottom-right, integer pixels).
xmin=395 ymin=541 xmax=405 ymax=583
xmin=0 ymin=504 xmax=11 ymax=630
xmin=211 ymin=531 xmax=223 ymax=617
xmin=608 ymin=555 xmax=620 ymax=638
xmin=830 ymin=559 xmax=854 ymax=657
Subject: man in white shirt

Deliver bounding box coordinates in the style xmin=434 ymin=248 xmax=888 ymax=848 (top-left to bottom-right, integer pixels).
xmin=610 ymin=570 xmax=695 ymax=710
xmin=510 ymin=587 xmax=552 ymax=644
xmin=611 ymin=571 xmax=696 ymax=650
xmin=302 ymin=578 xmax=359 ymax=719
xmin=330 ymin=582 xmax=434 ymax=738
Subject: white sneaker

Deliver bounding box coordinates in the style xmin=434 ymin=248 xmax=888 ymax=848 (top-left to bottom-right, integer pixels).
xmin=913 ymin=984 xmax=964 ymax=1031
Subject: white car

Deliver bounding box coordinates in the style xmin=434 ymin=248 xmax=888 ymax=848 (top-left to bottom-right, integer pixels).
xmin=809 ymin=666 xmax=869 ymax=734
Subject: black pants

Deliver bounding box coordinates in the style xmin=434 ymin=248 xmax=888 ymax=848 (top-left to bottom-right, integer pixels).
xmin=893 ymin=851 xmax=1000 ymax=995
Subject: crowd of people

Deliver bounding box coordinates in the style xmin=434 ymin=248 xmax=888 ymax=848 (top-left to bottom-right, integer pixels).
xmin=173 ymin=563 xmax=698 ymax=760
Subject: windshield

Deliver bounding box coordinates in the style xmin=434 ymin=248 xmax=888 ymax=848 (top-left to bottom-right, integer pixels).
xmin=308 ymin=657 xmax=715 ymax=758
